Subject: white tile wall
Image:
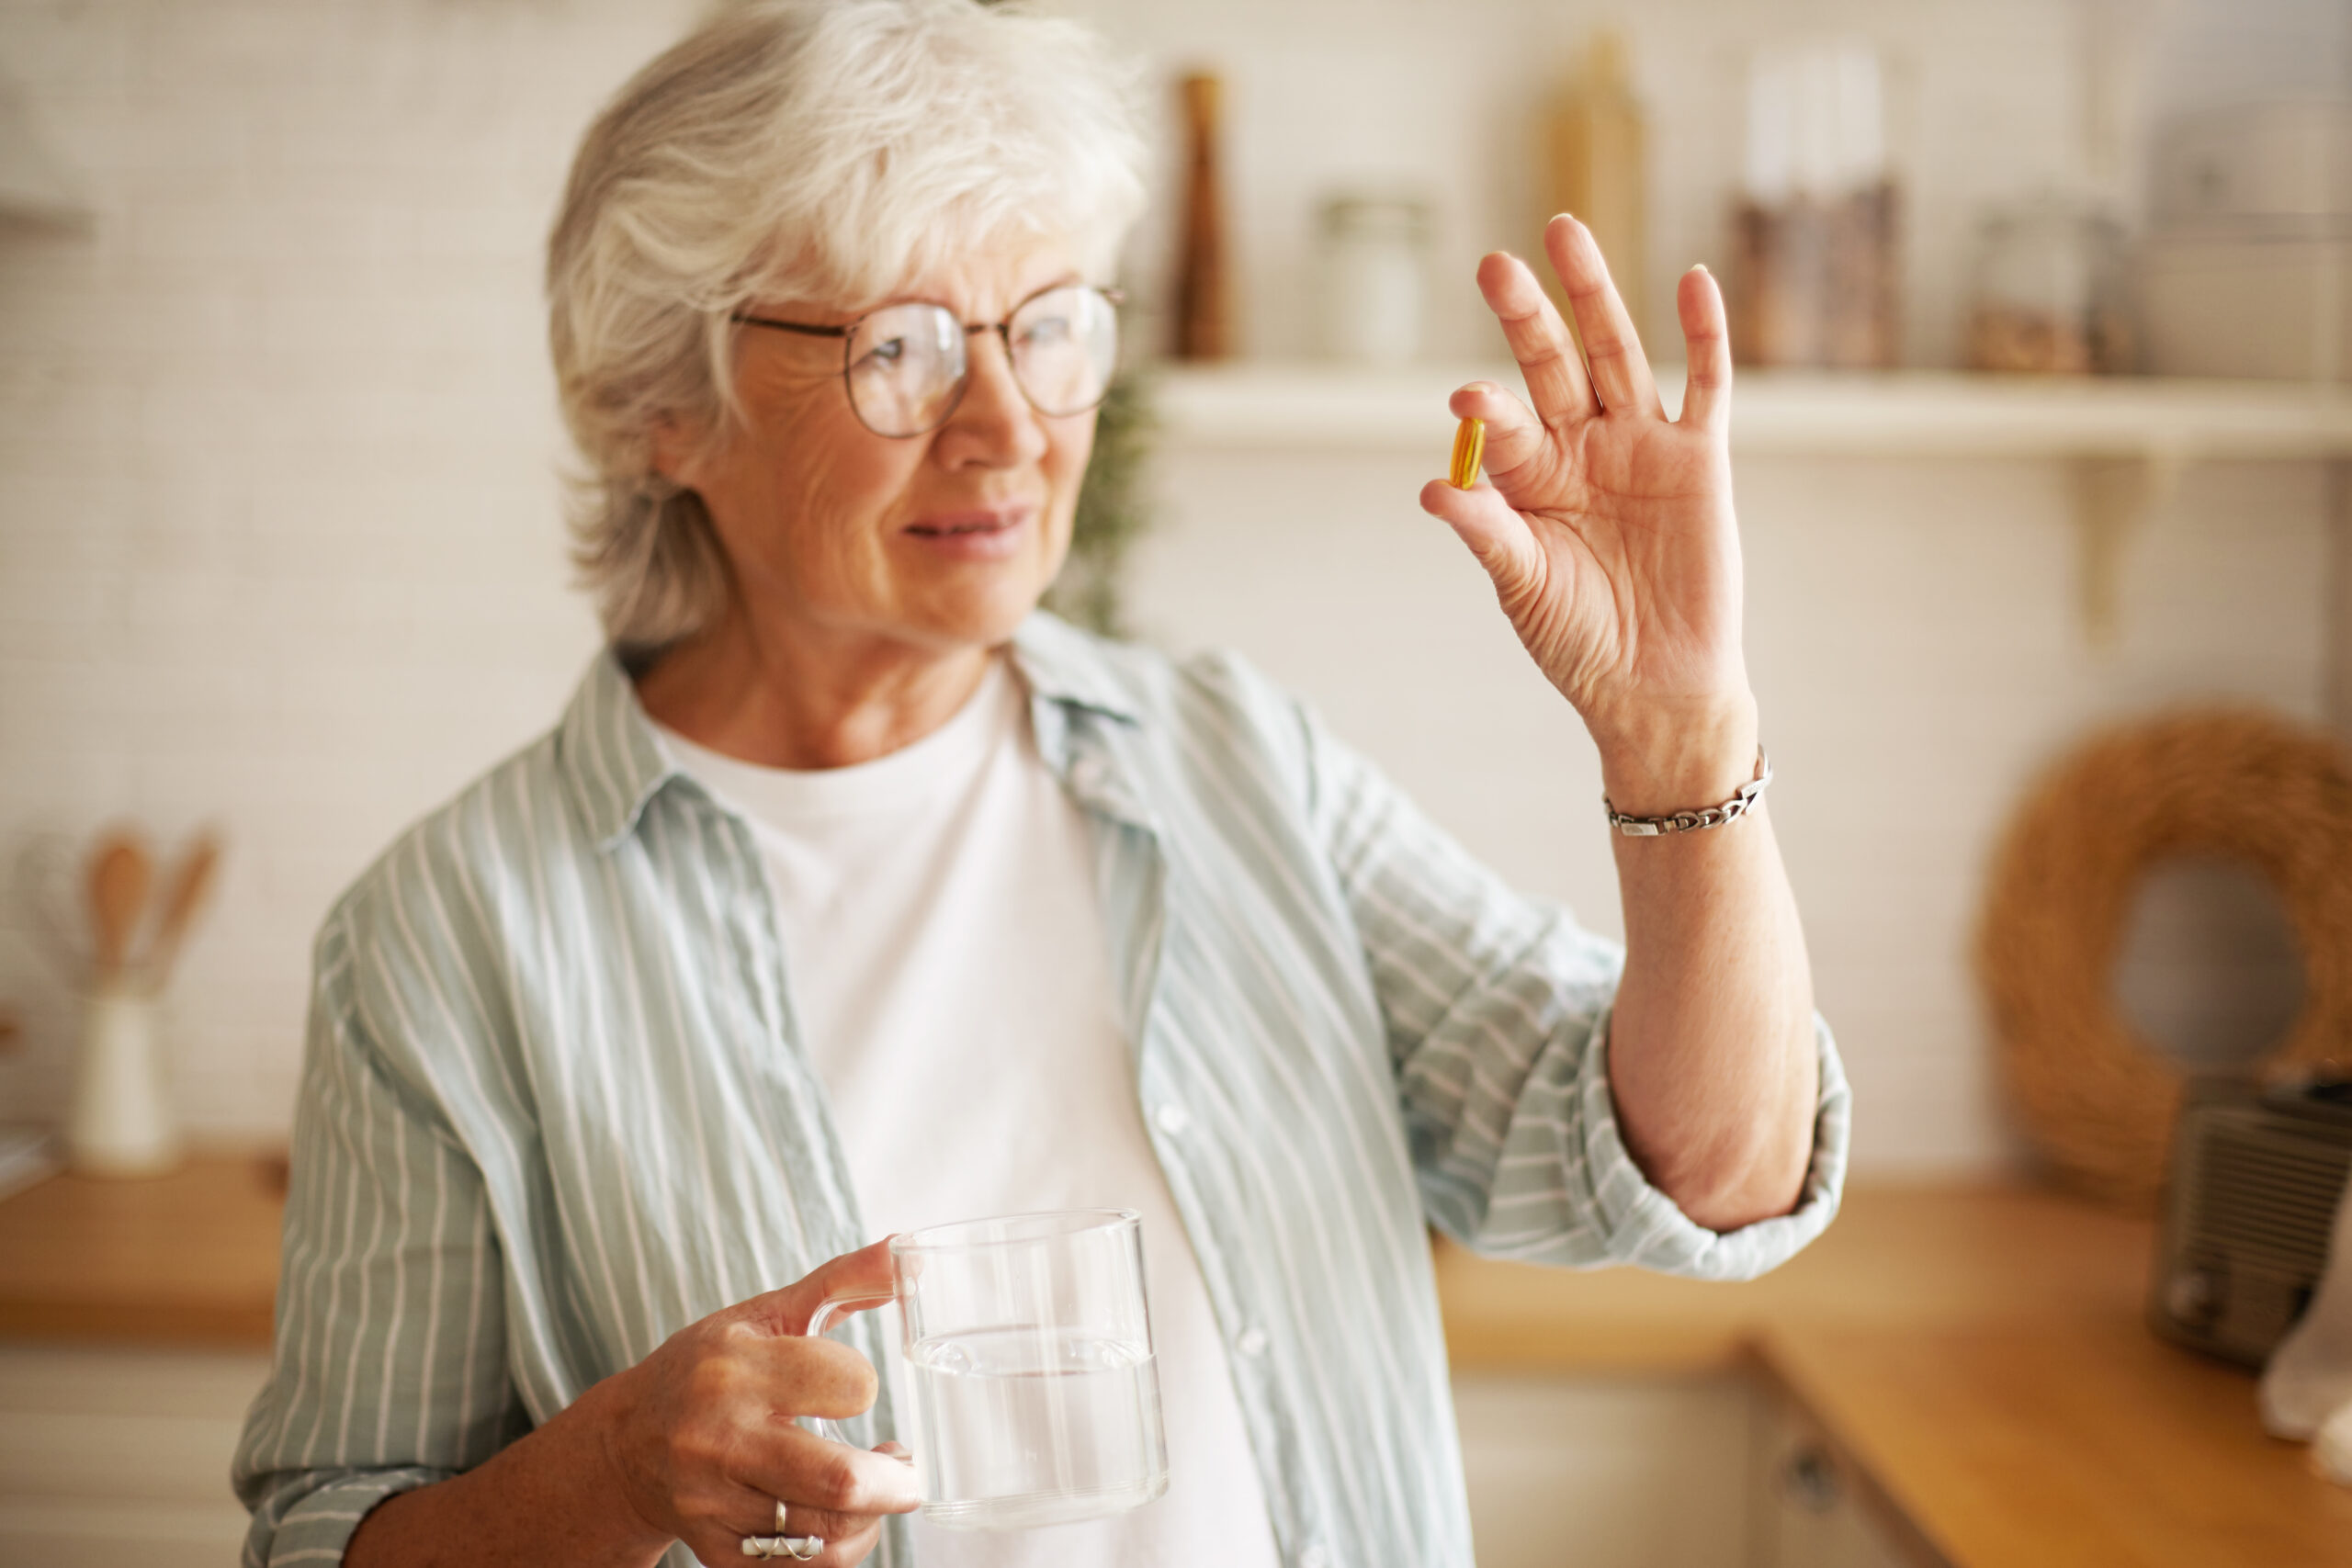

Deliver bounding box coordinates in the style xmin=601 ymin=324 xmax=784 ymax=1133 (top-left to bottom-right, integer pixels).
xmin=0 ymin=0 xmax=700 ymax=1134
xmin=0 ymin=0 xmax=2338 ymax=1179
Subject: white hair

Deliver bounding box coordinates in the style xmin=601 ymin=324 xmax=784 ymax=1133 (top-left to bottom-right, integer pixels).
xmin=547 ymin=0 xmax=1148 ymax=660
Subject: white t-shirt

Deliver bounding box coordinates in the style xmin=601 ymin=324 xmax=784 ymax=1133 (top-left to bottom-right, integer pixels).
xmin=657 ymin=658 xmax=1281 ymax=1568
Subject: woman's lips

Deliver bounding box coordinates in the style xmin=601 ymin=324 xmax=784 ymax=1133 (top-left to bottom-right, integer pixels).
xmin=902 ymin=504 xmax=1035 ymax=561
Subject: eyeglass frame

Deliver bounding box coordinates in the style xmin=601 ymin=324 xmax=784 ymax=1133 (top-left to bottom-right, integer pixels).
xmin=729 ymin=281 xmax=1125 ymax=439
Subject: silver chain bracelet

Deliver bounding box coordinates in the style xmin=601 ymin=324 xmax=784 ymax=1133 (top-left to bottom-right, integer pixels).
xmin=1603 ymin=746 xmax=1773 ymax=836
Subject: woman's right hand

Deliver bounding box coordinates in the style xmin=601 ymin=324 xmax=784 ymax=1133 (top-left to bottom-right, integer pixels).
xmin=599 ymin=1238 xmax=921 ymax=1567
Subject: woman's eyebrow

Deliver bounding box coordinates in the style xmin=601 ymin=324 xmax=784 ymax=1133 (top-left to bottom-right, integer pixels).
xmin=875 ymin=274 xmax=1090 ymax=321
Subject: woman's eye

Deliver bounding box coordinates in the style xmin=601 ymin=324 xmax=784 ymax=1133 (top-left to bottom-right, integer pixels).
xmin=1018 ymin=315 xmax=1074 ymax=348
xmin=865 ymin=337 xmax=907 ymax=366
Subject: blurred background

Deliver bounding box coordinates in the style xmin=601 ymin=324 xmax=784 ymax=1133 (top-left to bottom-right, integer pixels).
xmin=2 ymin=0 xmax=2345 ymax=1168
xmin=2 ymin=1 xmax=2350 ymax=1564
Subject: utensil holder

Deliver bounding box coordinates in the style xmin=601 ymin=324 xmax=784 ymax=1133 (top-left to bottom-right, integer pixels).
xmin=67 ymin=984 xmax=179 ymax=1178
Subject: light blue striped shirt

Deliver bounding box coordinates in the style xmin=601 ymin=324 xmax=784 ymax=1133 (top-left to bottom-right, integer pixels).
xmin=233 ymin=611 xmax=1849 ymax=1568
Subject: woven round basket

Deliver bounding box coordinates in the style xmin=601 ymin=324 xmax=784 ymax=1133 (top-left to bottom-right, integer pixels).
xmin=1977 ymin=708 xmax=2352 ymax=1208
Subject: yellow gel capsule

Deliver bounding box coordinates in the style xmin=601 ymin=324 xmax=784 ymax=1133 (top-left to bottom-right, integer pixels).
xmin=1448 ymin=417 xmax=1485 ymax=490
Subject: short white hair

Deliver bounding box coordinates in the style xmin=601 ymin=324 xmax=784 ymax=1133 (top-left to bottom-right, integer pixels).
xmin=547 ymin=0 xmax=1148 ymax=660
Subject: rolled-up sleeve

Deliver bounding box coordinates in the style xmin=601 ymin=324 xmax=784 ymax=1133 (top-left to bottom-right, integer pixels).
xmin=232 ymin=915 xmax=526 ymax=1566
xmin=1304 ymin=708 xmax=1850 ymax=1281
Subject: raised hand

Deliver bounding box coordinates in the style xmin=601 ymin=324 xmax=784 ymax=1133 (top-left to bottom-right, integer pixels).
xmin=1419 ymin=214 xmax=1754 ymax=810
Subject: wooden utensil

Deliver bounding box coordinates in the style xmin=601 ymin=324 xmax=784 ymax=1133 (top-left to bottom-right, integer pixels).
xmin=141 ymin=829 xmax=221 ymax=990
xmin=86 ymin=829 xmax=152 ymax=986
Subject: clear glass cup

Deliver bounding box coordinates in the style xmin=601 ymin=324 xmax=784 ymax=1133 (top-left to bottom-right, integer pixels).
xmin=807 ymin=1210 xmax=1170 ymax=1531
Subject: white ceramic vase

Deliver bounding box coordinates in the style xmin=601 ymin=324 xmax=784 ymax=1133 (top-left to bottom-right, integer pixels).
xmin=66 ymin=984 xmax=180 ymax=1178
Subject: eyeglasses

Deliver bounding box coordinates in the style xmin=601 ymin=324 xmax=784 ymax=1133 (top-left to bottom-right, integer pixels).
xmin=731 ymin=283 xmax=1123 ymax=439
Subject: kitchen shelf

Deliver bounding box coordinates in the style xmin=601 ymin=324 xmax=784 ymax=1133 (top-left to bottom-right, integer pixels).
xmin=1152 ymin=363 xmax=2352 ymax=461
xmin=1150 ymin=363 xmax=2352 ymax=650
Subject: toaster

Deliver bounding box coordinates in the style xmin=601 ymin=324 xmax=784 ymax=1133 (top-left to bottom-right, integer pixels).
xmin=2149 ymin=1076 xmax=2352 ymax=1367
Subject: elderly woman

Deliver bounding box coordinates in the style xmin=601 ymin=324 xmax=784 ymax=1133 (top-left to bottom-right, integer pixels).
xmin=234 ymin=3 xmax=1847 ymax=1566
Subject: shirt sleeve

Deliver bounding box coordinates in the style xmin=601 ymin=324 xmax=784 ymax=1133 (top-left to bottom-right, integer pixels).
xmin=1302 ymin=706 xmax=1851 ymax=1282
xmin=233 ymin=914 xmax=528 ymax=1566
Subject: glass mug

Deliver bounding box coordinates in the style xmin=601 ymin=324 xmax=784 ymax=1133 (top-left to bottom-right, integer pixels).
xmin=805 ymin=1210 xmax=1170 ymax=1530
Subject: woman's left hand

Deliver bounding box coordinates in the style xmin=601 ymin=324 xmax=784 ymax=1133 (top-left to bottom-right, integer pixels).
xmin=1419 ymin=215 xmax=1751 ymax=791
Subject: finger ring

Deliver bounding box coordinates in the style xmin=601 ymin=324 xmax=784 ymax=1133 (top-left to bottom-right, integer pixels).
xmin=739 ymin=1535 xmax=824 ymax=1561
xmin=769 ymin=1500 xmax=822 ymax=1559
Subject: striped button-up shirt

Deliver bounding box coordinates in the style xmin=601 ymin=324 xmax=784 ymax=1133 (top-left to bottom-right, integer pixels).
xmin=233 ymin=611 xmax=1850 ymax=1568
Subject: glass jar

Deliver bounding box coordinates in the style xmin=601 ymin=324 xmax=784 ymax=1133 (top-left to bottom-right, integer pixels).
xmin=1965 ymin=195 xmax=2134 ymax=374
xmin=1317 ymin=195 xmax=1430 ymax=367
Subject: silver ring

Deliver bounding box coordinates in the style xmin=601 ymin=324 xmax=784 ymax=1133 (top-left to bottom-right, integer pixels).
xmin=739 ymin=1535 xmax=824 ymax=1561
xmin=772 ymin=1500 xmax=821 ymax=1559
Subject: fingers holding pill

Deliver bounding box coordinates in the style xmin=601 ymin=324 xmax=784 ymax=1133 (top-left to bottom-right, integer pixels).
xmin=1417 ymin=474 xmax=1544 ymax=601
xmin=1429 ymin=211 xmax=1747 ymax=731
xmin=1444 ymin=381 xmax=1557 ymax=493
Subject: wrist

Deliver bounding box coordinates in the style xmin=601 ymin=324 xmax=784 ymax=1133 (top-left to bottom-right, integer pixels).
xmin=346 ymin=1367 xmax=674 ymax=1568
xmin=1590 ymin=694 xmax=1759 ymax=818
xmin=570 ymin=1366 xmax=673 ymax=1556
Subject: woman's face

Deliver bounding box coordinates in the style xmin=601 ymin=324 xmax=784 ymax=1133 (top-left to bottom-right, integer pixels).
xmin=671 ymin=241 xmax=1099 ymax=660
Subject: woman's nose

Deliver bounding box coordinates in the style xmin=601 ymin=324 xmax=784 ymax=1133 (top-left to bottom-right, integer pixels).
xmin=935 ymin=330 xmax=1047 ymax=468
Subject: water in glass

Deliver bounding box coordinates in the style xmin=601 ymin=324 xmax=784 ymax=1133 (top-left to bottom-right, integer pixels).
xmin=908 ymin=1325 xmax=1169 ymax=1529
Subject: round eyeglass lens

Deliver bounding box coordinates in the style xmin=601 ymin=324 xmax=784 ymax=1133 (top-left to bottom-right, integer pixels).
xmin=845 ymin=303 xmax=967 ymax=437
xmin=1008 ymin=286 xmax=1118 ymax=417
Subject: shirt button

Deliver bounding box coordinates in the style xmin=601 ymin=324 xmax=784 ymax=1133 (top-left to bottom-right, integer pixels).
xmin=1237 ymin=1325 xmax=1269 ymax=1358
xmin=1300 ymin=1546 xmax=1329 ymax=1568
xmin=1154 ymin=1102 xmax=1191 ymax=1137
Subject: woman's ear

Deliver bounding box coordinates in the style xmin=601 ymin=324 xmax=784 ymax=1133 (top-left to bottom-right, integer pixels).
xmin=649 ymin=417 xmax=701 ymax=487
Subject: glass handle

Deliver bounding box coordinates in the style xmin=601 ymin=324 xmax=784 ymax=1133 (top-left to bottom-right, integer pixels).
xmin=800 ymin=1292 xmax=899 ymax=1448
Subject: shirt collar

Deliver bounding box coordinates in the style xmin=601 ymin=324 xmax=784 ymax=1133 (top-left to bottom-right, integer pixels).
xmin=556 ymin=649 xmax=681 ymax=852
xmin=557 ymin=612 xmax=1145 ymax=852
xmin=1006 ymin=612 xmax=1144 ymax=727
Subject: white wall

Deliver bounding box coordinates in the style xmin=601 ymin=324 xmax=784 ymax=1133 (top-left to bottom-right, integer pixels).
xmin=0 ymin=0 xmax=693 ymax=1134
xmin=0 ymin=0 xmax=2337 ymax=1177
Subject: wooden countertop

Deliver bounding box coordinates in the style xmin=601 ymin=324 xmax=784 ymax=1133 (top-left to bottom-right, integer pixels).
xmin=1437 ymin=1180 xmax=2154 ymax=1373
xmin=4 ymin=1161 xmax=2348 ymax=1564
xmin=1438 ymin=1181 xmax=2352 ymax=1568
xmin=0 ymin=1151 xmax=283 ymax=1345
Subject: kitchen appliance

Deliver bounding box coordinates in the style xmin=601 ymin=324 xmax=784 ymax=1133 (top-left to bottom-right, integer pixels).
xmin=2150 ymin=1076 xmax=2352 ymax=1367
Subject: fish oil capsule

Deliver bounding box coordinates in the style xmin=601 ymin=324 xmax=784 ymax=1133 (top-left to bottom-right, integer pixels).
xmin=1448 ymin=417 xmax=1485 ymax=489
